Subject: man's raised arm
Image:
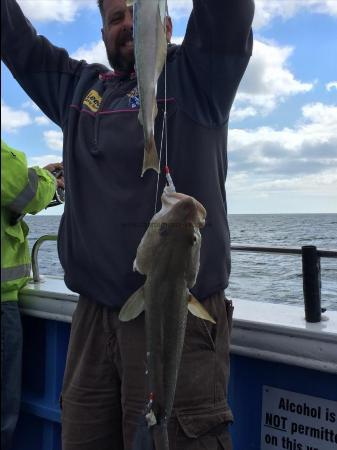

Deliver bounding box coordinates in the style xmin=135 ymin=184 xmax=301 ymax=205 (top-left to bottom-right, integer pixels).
xmin=184 ymin=0 xmax=254 ymax=55
xmin=1 ymin=0 xmax=84 ymax=127
xmin=175 ymin=0 xmax=254 ymax=127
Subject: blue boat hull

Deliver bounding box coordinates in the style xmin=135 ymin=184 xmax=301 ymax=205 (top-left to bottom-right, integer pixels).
xmin=12 ymin=315 xmax=337 ymax=450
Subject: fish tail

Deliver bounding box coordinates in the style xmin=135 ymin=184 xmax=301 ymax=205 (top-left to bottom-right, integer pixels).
xmin=141 ymin=134 xmax=160 ymax=176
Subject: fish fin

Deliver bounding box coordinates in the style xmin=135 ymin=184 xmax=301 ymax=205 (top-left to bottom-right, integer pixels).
xmin=141 ymin=135 xmax=160 ymax=176
xmin=119 ymin=286 xmax=145 ymax=322
xmin=138 ymin=109 xmax=144 ymax=127
xmin=133 ymin=258 xmax=140 ymax=273
xmin=153 ymin=101 xmax=158 ymax=120
xmin=188 ymin=294 xmax=216 ymax=324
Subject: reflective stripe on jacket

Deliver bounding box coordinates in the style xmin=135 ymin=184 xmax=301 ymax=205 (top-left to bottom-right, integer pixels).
xmin=1 ymin=140 xmax=56 ymax=301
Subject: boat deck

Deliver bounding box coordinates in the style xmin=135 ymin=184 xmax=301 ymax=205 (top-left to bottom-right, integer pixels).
xmin=14 ymin=276 xmax=337 ymax=450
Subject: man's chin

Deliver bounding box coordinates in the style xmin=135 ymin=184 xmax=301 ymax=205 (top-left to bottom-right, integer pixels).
xmin=121 ymin=46 xmax=135 ymax=64
xmin=107 ymin=52 xmax=135 ymax=73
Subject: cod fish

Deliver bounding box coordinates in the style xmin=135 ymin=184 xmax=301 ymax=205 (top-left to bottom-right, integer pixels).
xmin=119 ymin=186 xmax=215 ymax=450
xmin=127 ymin=0 xmax=168 ymax=176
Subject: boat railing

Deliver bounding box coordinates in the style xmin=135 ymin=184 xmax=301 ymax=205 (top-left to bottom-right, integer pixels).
xmin=31 ymin=235 xmax=337 ymax=323
xmin=31 ymin=234 xmax=58 ymax=283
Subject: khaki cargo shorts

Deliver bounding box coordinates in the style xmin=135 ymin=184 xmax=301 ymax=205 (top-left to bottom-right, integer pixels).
xmin=61 ymin=291 xmax=234 ymax=450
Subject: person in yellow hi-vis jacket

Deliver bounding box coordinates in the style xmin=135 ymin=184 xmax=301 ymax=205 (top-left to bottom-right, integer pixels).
xmin=1 ymin=139 xmax=64 ymax=450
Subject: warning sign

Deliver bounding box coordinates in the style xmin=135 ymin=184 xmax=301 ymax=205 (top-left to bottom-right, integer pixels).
xmin=261 ymin=386 xmax=337 ymax=450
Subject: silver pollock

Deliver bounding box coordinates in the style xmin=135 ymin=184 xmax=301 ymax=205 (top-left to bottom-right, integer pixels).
xmin=119 ymin=187 xmax=215 ymax=449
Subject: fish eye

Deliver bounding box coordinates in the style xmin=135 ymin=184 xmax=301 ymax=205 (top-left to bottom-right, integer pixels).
xmin=191 ymin=234 xmax=197 ymax=245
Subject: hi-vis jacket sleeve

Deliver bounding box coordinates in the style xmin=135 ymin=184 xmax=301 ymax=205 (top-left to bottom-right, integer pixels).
xmin=1 ymin=140 xmax=56 ymax=215
xmin=177 ymin=0 xmax=255 ymax=126
xmin=1 ymin=0 xmax=84 ymax=128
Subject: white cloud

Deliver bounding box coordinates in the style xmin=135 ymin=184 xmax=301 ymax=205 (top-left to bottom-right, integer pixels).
xmin=230 ymin=102 xmax=337 ymax=152
xmin=226 ymin=166 xmax=337 ymax=214
xmin=167 ymin=0 xmax=337 ymax=27
xmin=233 ymin=40 xmax=313 ymax=117
xmin=1 ymin=100 xmax=32 ymax=133
xmin=171 ymin=36 xmax=184 ymax=45
xmin=227 ymin=168 xmax=337 ymax=212
xmin=17 ymin=0 xmax=95 ymax=22
xmin=326 ymin=81 xmax=337 ymax=91
xmin=16 ymin=0 xmax=337 ymax=26
xmin=34 ymin=116 xmax=51 ymax=126
xmin=16 ymin=0 xmax=191 ymax=23
xmin=253 ymin=170 xmax=337 ymax=194
xmin=254 ymin=0 xmax=337 ymax=29
xmin=230 ymin=106 xmax=257 ymax=122
xmin=226 ymin=101 xmax=337 ymax=211
xmin=22 ymin=100 xmax=40 ymax=112
xmin=28 ymin=154 xmax=62 ymax=168
xmin=227 ymin=103 xmax=337 ymax=213
xmin=43 ymin=130 xmax=63 ymax=151
xmin=168 ymin=0 xmax=192 ymax=19
xmin=228 ymin=103 xmax=337 ymax=186
xmin=71 ymin=41 xmax=109 ymax=67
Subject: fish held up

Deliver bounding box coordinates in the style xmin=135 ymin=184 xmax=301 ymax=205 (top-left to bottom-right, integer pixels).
xmin=128 ymin=0 xmax=168 ymax=176
xmin=119 ymin=186 xmax=215 ymax=449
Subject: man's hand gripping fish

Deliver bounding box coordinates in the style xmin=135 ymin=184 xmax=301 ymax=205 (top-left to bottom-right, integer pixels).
xmin=127 ymin=0 xmax=168 ymax=176
xmin=119 ymin=186 xmax=215 ymax=450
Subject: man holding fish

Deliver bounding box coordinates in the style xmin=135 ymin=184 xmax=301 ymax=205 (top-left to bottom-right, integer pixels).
xmin=2 ymin=0 xmax=254 ymax=448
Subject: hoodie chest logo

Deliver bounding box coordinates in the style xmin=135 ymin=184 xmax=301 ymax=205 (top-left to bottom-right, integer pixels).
xmin=127 ymin=87 xmax=140 ymax=109
xmin=83 ymin=90 xmax=102 ymax=113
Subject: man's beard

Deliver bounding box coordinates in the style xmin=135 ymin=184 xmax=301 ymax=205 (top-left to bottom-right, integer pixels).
xmin=106 ymin=28 xmax=135 ymax=73
xmin=106 ymin=48 xmax=135 ymax=74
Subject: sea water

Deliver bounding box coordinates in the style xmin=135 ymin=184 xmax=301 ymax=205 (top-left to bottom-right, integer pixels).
xmin=25 ymin=213 xmax=337 ymax=310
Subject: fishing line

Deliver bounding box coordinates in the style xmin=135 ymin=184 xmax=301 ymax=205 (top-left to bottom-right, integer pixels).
xmin=154 ymin=95 xmax=166 ymax=214
xmin=163 ymin=1 xmax=175 ymax=193
xmin=164 ymin=27 xmax=168 ymax=170
xmin=154 ymin=0 xmax=172 ymax=214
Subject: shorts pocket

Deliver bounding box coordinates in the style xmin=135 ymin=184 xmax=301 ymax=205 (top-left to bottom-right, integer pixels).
xmin=184 ymin=305 xmax=216 ymax=353
xmin=176 ymin=406 xmax=230 ymax=438
xmin=175 ymin=407 xmax=232 ymax=450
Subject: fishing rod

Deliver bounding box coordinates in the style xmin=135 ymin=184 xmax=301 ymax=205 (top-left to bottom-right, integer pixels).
xmin=47 ymin=168 xmax=65 ymax=208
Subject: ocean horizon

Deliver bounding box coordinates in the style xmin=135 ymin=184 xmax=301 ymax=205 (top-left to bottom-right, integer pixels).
xmin=25 ymin=213 xmax=337 ymax=311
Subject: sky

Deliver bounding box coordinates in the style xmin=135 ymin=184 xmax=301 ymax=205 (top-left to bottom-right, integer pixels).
xmin=1 ymin=0 xmax=337 ymax=215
